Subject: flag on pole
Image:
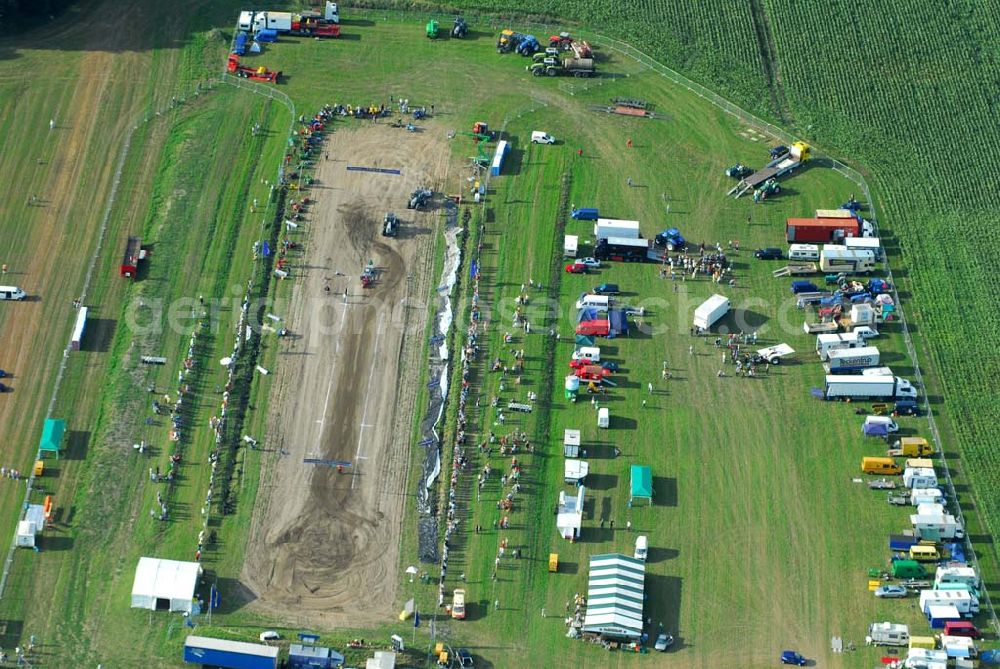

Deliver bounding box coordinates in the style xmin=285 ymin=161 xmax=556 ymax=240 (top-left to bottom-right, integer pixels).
xmin=210 ymin=584 xmax=221 ymax=610
xmin=413 ymin=611 xmax=420 ymax=628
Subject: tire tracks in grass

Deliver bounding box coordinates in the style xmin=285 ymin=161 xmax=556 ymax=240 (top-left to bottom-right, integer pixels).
xmin=748 ymin=0 xmax=793 ymax=128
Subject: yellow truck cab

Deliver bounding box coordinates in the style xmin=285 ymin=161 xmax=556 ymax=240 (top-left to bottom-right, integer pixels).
xmin=862 ymin=457 xmax=901 ymax=475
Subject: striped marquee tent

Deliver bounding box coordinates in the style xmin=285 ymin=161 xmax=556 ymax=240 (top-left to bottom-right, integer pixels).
xmin=582 ymin=553 xmax=646 ymax=639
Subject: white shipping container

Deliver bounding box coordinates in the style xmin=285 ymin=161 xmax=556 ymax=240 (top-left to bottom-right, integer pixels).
xmin=593 ymin=218 xmax=640 ymax=241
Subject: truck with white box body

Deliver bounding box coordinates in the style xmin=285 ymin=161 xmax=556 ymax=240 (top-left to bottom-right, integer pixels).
xmin=815 ymin=329 xmax=877 ymax=359
xmin=920 ymin=589 xmax=979 ymax=616
xmin=820 ymin=374 xmax=917 ymax=400
xmin=693 ymin=294 xmax=730 ymax=331
xmin=844 ymin=236 xmax=883 ymax=260
xmin=825 ymin=345 xmax=880 ymax=373
xmin=593 ymin=218 xmax=640 ymax=241
xmin=911 ymin=513 xmax=965 ymax=541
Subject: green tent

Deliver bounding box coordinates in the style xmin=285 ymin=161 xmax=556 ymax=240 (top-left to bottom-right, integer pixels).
xmin=629 ymin=465 xmax=652 ymax=506
xmin=38 ymin=418 xmax=66 ymax=459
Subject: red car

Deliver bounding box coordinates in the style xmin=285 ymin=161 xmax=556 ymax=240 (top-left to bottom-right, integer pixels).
xmin=565 ymin=262 xmax=587 ymax=274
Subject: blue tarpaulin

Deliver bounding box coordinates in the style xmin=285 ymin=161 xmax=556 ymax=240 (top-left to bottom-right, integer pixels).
xmin=470 ymin=260 xmax=478 ymax=279
xmin=577 ymin=307 xmax=599 ymax=323
xmin=608 ymin=309 xmax=629 ymax=337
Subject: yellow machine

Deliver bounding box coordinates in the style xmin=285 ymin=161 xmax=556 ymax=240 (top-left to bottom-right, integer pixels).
xmin=549 ymin=553 xmax=559 ymax=573
xmin=33 ymin=460 xmax=44 ymax=476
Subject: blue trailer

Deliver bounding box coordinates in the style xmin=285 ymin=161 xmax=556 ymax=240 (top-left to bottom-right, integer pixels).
xmin=489 ymin=140 xmax=510 ymax=176
xmin=184 ymin=636 xmax=278 ymax=669
xmin=791 ymin=280 xmax=820 ymax=294
xmin=571 ymin=207 xmax=599 ymax=220
xmin=888 ymin=534 xmax=920 ymax=552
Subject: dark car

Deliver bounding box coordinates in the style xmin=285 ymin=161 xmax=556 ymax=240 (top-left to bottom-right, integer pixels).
xmin=780 ymin=650 xmax=806 ymax=666
xmin=593 ymin=283 xmax=619 ymax=295
xmin=893 ymin=399 xmax=921 ymax=416
xmin=600 ymin=361 xmax=619 ymax=372
xmin=754 ymin=247 xmax=783 ymax=260
xmin=0 ymin=382 xmax=9 ymax=393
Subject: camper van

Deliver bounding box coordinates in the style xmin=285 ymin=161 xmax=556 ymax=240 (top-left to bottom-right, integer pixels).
xmin=788 ymin=243 xmax=820 ymax=261
xmin=0 ymin=286 xmax=26 ymax=301
xmin=571 ymin=347 xmax=600 ymax=363
xmin=868 ymin=621 xmax=910 ymax=647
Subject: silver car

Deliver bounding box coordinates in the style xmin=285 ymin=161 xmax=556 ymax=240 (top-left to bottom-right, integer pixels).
xmin=874 ymin=585 xmax=908 ymax=598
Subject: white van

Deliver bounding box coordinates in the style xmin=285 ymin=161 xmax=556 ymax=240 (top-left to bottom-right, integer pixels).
xmin=634 ymin=535 xmax=648 ymax=561
xmin=571 ymin=346 xmax=600 ymax=363
xmin=575 ymin=294 xmax=611 ymax=310
xmin=864 ymin=415 xmax=899 ymax=433
xmin=788 ymin=244 xmax=820 ymax=261
xmin=0 ymin=286 xmax=26 ymax=301
xmin=531 ymin=131 xmax=555 ymax=144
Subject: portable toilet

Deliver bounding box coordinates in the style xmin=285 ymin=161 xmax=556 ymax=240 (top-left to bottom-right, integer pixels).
xmin=563 ymin=429 xmax=581 ymax=458
xmin=597 ymin=407 xmax=609 ymax=428
xmin=564 ymin=374 xmax=580 ymax=400
xmin=634 ymin=536 xmax=648 ymax=561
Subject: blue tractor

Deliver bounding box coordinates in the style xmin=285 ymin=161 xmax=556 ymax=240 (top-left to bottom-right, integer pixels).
xmin=517 ymin=35 xmax=541 ymax=55
xmin=654 ymin=228 xmax=686 ymax=251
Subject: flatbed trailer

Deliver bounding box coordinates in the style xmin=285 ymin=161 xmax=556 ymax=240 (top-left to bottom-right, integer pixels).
xmin=729 ymin=141 xmax=810 ymax=198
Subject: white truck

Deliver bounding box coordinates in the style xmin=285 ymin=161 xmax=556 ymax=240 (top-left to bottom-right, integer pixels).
xmin=815 ymin=328 xmax=878 ymax=359
xmin=821 ymin=374 xmax=917 ymax=400
xmin=815 ymin=209 xmax=876 ymax=237
xmin=693 ymin=294 xmax=730 ymax=331
xmin=903 ymin=467 xmax=938 ymax=489
xmin=563 ymin=234 xmax=578 ymax=258
xmin=820 ymin=245 xmax=876 ymax=273
xmin=919 ymin=589 xmax=979 ymax=615
xmin=868 ymin=621 xmax=910 ymax=647
xmin=910 ymin=512 xmax=965 ymax=540
xmin=238 ymin=10 xmax=293 ymax=32
xmin=593 ymin=218 xmax=640 ymax=241
xmin=935 ymin=566 xmax=980 ymax=592
xmin=825 ymin=345 xmax=880 ymax=373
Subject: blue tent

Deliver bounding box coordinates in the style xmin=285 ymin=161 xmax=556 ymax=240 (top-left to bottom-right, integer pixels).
xmin=577 ymin=307 xmax=600 ymax=323
xmin=233 ymin=32 xmax=248 ymax=55
xmin=608 ymin=309 xmax=629 ymax=337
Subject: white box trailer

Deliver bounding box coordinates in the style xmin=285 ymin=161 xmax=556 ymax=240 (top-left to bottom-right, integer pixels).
xmin=593 ymin=218 xmax=640 ymax=241
xmin=563 ymin=429 xmax=581 ymax=457
xmin=820 ymin=245 xmax=876 ymax=273
xmin=237 ymin=10 xmax=293 ymax=32
xmin=825 ymin=345 xmax=880 ymax=372
xmin=693 ymin=294 xmax=730 ymax=330
xmin=920 ymin=589 xmax=979 ymax=615
xmin=822 ymin=374 xmax=917 ymax=400
xmin=903 ymin=467 xmax=938 ymax=489
xmin=816 ymin=329 xmax=877 ymax=359
xmin=935 ymin=566 xmax=980 ymax=592
xmin=564 ymin=234 xmax=579 ymax=258
xmin=15 ymin=504 xmax=46 ymax=548
xmin=910 ymin=488 xmax=944 ymax=505
xmin=868 ymin=621 xmax=910 ymax=646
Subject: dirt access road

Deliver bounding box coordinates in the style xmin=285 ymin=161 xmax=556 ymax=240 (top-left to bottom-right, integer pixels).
xmin=242 ymin=123 xmax=450 ymax=626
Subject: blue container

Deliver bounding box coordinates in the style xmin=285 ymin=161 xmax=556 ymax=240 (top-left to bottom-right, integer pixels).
xmin=571 ymin=208 xmax=599 ymax=220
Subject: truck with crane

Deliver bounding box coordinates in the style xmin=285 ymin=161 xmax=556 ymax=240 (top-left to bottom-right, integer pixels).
xmin=729 ymin=142 xmax=810 ymax=198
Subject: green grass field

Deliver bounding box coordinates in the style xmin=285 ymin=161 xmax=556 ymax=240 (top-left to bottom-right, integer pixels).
xmin=0 ymin=3 xmax=994 ymax=668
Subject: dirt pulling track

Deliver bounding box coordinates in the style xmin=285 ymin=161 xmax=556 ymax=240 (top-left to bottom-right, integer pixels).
xmin=242 ymin=123 xmax=450 ymax=626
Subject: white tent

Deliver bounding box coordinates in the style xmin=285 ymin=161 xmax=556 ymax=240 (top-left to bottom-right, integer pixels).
xmin=131 ymin=557 xmax=202 ymax=613
xmin=582 ymin=553 xmax=645 ymax=639
xmin=564 ymin=459 xmax=589 ymax=484
xmin=557 ymin=487 xmax=585 ymax=541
